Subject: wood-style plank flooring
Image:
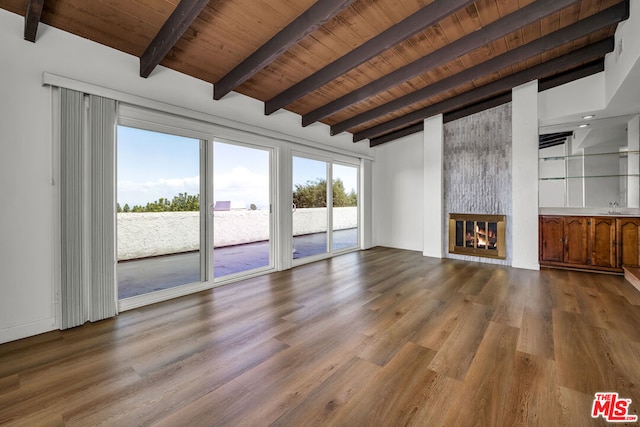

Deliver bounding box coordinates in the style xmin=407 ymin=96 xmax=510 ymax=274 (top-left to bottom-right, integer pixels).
xmin=2 ymin=247 xmax=640 ymax=426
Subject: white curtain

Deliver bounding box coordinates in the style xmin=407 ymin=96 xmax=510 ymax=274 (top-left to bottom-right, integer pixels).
xmin=59 ymin=88 xmax=117 ymax=329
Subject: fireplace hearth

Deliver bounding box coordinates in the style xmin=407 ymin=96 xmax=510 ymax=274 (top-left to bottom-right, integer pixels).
xmin=448 ymin=213 xmax=506 ymax=259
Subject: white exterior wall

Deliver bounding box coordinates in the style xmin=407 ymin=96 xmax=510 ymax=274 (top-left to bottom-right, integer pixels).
xmin=0 ymin=9 xmax=374 ymax=344
xmin=117 ymin=208 xmax=358 ymax=260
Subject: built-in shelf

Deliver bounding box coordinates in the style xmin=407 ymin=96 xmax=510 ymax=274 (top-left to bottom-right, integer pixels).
xmin=539 ymin=150 xmax=640 ymax=161
xmin=540 ymin=174 xmax=640 ymax=181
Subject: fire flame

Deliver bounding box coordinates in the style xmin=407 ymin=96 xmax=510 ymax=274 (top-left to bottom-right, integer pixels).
xmin=475 ymin=225 xmax=496 ymax=248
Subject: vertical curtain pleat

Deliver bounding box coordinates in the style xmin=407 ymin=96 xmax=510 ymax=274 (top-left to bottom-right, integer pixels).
xmin=89 ymin=95 xmax=117 ymax=321
xmin=60 ymin=89 xmax=117 ymax=329
xmin=60 ymin=88 xmax=86 ymax=329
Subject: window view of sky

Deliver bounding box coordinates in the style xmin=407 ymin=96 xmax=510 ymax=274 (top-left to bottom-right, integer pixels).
xmin=117 ymin=126 xmax=357 ymax=209
xmin=117 ymin=126 xmax=200 ymax=207
xmin=214 ymin=141 xmax=270 ymax=209
xmin=293 ymin=157 xmax=358 ymax=195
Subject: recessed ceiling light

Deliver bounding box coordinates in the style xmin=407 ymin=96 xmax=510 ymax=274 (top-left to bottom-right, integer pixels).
xmin=582 ymin=115 xmax=595 ymax=119
xmin=578 ymin=124 xmax=590 ymax=128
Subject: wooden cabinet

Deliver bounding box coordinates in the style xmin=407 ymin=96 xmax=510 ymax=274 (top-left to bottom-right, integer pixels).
xmin=564 ymin=216 xmax=589 ymax=266
xmin=539 ymin=216 xmax=564 ymax=263
xmin=590 ymin=217 xmax=616 ymax=269
xmin=539 ymin=216 xmax=590 ymax=267
xmin=539 ymin=215 xmax=635 ymax=273
xmin=617 ymin=217 xmax=640 ymax=267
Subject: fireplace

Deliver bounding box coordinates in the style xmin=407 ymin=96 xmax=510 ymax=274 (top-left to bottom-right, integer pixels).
xmin=448 ymin=213 xmax=506 ymax=259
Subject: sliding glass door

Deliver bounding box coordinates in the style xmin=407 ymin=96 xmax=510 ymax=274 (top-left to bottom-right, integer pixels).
xmin=292 ymin=155 xmax=359 ymax=263
xmin=116 ymin=112 xmax=359 ymax=305
xmin=213 ymin=140 xmax=273 ymax=279
xmin=332 ymin=163 xmax=359 ymax=251
xmin=116 ymin=126 xmax=204 ymax=299
xmin=292 ymin=156 xmax=329 ymax=260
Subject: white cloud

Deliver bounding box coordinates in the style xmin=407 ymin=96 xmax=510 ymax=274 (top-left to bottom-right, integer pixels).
xmin=118 ymin=176 xmax=200 ymax=206
xmin=214 ymin=166 xmax=269 ymax=209
xmin=117 ymin=168 xmax=270 ymax=209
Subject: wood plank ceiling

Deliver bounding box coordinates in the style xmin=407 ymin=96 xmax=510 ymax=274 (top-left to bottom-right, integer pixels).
xmin=1 ymin=0 xmax=629 ymax=146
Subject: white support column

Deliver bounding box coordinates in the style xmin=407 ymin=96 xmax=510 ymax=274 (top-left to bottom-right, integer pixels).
xmin=423 ymin=114 xmax=444 ymax=258
xmin=512 ymin=81 xmax=540 ymax=270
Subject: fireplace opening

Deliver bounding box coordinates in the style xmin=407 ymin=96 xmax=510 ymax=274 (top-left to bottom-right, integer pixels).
xmin=449 ymin=214 xmax=505 ymax=259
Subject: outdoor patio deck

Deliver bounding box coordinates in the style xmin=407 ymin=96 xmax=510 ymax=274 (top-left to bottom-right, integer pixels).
xmin=118 ymin=228 xmax=358 ymax=298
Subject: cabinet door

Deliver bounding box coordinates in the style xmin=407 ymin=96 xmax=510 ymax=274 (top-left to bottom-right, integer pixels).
xmin=617 ymin=218 xmax=640 ymax=267
xmin=564 ymin=217 xmax=589 ymax=265
xmin=539 ymin=216 xmax=564 ymax=263
xmin=590 ymin=217 xmax=616 ymax=269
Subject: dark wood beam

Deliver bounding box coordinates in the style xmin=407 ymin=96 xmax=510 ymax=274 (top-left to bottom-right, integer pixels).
xmin=24 ymin=0 xmax=45 ymax=42
xmin=140 ymin=0 xmax=211 ymax=78
xmin=333 ymin=3 xmax=627 ymax=135
xmin=539 ymin=132 xmax=574 ymax=150
xmin=443 ymin=92 xmax=512 ymax=124
xmin=304 ymin=0 xmax=588 ymax=127
xmin=370 ymin=59 xmax=607 ymax=147
xmin=354 ymin=37 xmax=614 ymax=142
xmin=264 ymin=0 xmax=476 ymax=115
xmin=369 ymin=92 xmax=513 ymax=147
xmin=368 ymin=123 xmax=424 ymax=147
xmin=538 ymin=59 xmax=605 ymax=92
xmin=213 ymin=0 xmax=357 ymax=100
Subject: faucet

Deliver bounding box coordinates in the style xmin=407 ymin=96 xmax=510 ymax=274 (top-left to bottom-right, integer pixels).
xmin=609 ymin=201 xmax=619 ymax=214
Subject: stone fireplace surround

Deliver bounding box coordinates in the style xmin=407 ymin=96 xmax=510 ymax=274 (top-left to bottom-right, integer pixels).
xmin=442 ymin=102 xmax=513 ymax=266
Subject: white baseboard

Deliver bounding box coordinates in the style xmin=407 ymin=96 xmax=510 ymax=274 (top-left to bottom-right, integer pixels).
xmin=0 ymin=317 xmax=57 ymax=344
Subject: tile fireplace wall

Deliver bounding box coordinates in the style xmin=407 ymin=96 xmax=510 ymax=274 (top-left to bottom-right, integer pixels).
xmin=442 ymin=102 xmax=513 ymax=265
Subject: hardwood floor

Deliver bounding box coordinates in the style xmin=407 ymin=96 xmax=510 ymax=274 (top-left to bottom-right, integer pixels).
xmin=1 ymin=247 xmax=640 ymax=426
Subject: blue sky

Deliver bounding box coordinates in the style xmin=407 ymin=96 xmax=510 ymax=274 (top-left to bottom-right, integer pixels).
xmin=117 ymin=126 xmax=200 ymax=207
xmin=117 ymin=126 xmax=357 ymax=208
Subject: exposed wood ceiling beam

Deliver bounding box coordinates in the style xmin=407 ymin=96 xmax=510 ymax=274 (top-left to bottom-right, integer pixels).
xmin=332 ymin=3 xmax=627 ymax=135
xmin=140 ymin=0 xmax=211 ymax=78
xmin=24 ymin=0 xmax=45 ymax=43
xmin=539 ymin=132 xmax=574 ymax=150
xmin=264 ymin=0 xmax=476 ymax=115
xmin=304 ymin=0 xmax=584 ymax=127
xmin=213 ymin=0 xmax=357 ymax=100
xmin=357 ymin=37 xmax=615 ymax=143
xmin=538 ymin=59 xmax=605 ymax=92
xmin=369 ymin=93 xmax=512 ymax=147
xmin=539 ymin=140 xmax=567 ymax=149
xmin=368 ymin=122 xmax=425 ymax=147
xmin=369 ymin=59 xmax=606 ymax=146
xmin=443 ymin=92 xmax=513 ymax=124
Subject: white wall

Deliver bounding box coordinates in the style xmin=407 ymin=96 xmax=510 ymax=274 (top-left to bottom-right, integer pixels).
xmin=0 ymin=25 xmax=56 ymax=342
xmin=0 ymin=9 xmax=374 ymax=343
xmin=423 ymin=115 xmax=444 ymax=258
xmin=605 ymin=0 xmax=640 ymax=107
xmin=512 ymin=81 xmax=540 ymax=271
xmin=373 ymin=133 xmax=424 ymax=251
xmin=538 ymin=73 xmax=607 ymax=123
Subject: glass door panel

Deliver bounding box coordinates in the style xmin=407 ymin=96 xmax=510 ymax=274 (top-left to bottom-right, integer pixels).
xmin=213 ymin=140 xmax=271 ymax=278
xmin=116 ymin=126 xmax=202 ymax=299
xmin=332 ymin=164 xmax=358 ymax=251
xmin=292 ymin=156 xmax=329 ymax=260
